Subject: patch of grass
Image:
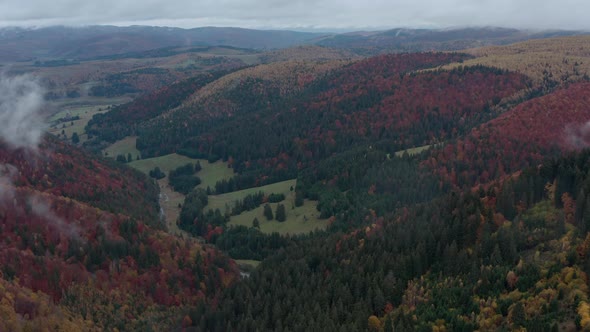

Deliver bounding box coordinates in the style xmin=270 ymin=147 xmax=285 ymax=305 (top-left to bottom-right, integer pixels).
xmin=235 ymin=259 xmax=261 ymax=268
xmin=207 ymin=179 xmax=296 ymax=213
xmin=195 ymin=160 xmax=235 ymax=190
xmin=48 ymin=96 xmax=133 ymax=109
xmin=394 ymin=143 xmax=440 ymax=157
xmin=207 ymin=179 xmax=327 ymax=235
xmin=127 ymin=153 xmax=231 ymax=235
xmin=47 ymin=105 xmax=109 ymax=144
xmin=229 ymin=199 xmax=327 ymax=235
xmin=129 ymin=154 xmax=201 ymax=174
xmin=103 ymin=136 xmax=141 ymax=160
xmin=128 ymin=153 xmax=233 ymax=187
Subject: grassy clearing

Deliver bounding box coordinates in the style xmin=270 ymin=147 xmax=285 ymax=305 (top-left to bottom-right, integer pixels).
xmin=47 ymin=105 xmax=109 ymax=144
xmin=196 ymin=161 xmax=235 ymax=190
xmin=235 ymin=259 xmax=261 ymax=268
xmin=207 ymin=179 xmax=296 ymax=213
xmin=128 ymin=153 xmax=231 ymax=235
xmin=394 ymin=144 xmax=439 ymax=157
xmin=229 ymin=199 xmax=327 ymax=235
xmin=48 ymin=96 xmax=133 ymax=112
xmin=207 ymin=179 xmax=327 ymax=235
xmin=103 ymin=136 xmax=141 ymax=160
xmin=128 ymin=154 xmax=201 ymax=174
xmin=129 ymin=154 xmax=233 ymax=186
xmin=46 ymin=96 xmax=130 ymax=144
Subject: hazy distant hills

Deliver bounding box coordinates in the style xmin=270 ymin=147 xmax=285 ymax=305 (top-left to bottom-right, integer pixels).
xmin=313 ymin=27 xmax=590 ymax=54
xmin=0 ymin=25 xmax=325 ymax=61
xmin=0 ymin=25 xmax=588 ymax=62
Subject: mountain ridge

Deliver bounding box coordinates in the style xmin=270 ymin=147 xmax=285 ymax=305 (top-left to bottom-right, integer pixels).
xmin=1 ymin=25 xmax=588 ymax=62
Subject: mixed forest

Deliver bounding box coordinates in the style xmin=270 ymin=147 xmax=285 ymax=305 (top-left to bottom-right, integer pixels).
xmin=2 ymin=28 xmax=590 ymax=331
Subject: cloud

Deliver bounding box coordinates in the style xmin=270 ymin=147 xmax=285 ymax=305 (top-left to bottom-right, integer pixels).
xmin=1 ymin=161 xmax=82 ymax=240
xmin=0 ymin=0 xmax=589 ymax=30
xmin=28 ymin=195 xmax=83 ymax=240
xmin=565 ymin=121 xmax=590 ymax=149
xmin=0 ymin=163 xmax=17 ymax=202
xmin=0 ymin=73 xmax=45 ymax=151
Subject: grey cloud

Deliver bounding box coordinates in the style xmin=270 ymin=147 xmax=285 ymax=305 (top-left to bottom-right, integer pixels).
xmin=0 ymin=73 xmax=45 ymax=151
xmin=565 ymin=121 xmax=590 ymax=149
xmin=0 ymin=0 xmax=589 ymax=30
xmin=28 ymin=195 xmax=83 ymax=240
xmin=0 ymin=163 xmax=17 ymax=202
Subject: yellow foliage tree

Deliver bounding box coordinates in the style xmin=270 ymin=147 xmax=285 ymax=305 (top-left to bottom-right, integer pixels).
xmin=368 ymin=315 xmax=382 ymax=331
xmin=578 ymin=301 xmax=590 ymax=330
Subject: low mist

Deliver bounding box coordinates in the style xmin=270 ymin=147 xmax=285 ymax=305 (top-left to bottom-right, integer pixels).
xmin=28 ymin=195 xmax=82 ymax=240
xmin=565 ymin=121 xmax=590 ymax=149
xmin=0 ymin=163 xmax=17 ymax=201
xmin=0 ymin=73 xmax=45 ymax=151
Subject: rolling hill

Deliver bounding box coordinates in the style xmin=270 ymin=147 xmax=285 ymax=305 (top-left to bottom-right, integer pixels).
xmin=134 ymin=53 xmax=528 ymax=186
xmin=0 ymin=25 xmax=325 ymax=62
xmin=440 ymin=35 xmax=590 ymax=84
xmin=6 ymin=27 xmax=590 ymax=331
xmin=0 ymin=136 xmax=238 ymax=330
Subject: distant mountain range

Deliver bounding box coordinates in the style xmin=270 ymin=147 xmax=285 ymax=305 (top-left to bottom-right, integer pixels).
xmin=0 ymin=25 xmax=324 ymax=61
xmin=0 ymin=25 xmax=588 ymax=62
xmin=313 ymin=27 xmax=589 ymax=54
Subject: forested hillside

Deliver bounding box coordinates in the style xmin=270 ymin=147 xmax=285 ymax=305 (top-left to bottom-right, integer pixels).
xmin=424 ymin=81 xmax=590 ymax=188
xmin=130 ymin=37 xmax=590 ymax=331
xmin=85 ymin=71 xmax=233 ymax=146
xmin=188 ymin=150 xmax=590 ymax=331
xmin=7 ymin=30 xmax=590 ymax=331
xmin=135 ymin=53 xmax=528 ymax=191
xmin=0 ymin=137 xmax=238 ymax=330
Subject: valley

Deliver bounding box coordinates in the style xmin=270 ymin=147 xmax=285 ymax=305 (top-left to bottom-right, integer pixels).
xmin=2 ymin=23 xmax=590 ymax=331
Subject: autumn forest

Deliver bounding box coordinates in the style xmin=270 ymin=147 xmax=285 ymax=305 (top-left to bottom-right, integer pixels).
xmin=1 ymin=26 xmax=590 ymax=331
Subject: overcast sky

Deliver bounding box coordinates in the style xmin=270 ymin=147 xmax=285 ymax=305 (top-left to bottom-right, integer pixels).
xmin=0 ymin=0 xmax=588 ymax=31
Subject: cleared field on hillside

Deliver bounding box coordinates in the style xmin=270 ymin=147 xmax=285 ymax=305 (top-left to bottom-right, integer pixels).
xmin=229 ymin=199 xmax=327 ymax=235
xmin=47 ymin=105 xmax=109 ymax=144
xmin=129 ymin=152 xmax=233 ymax=189
xmin=128 ymin=154 xmax=233 ymax=233
xmin=207 ymin=179 xmax=328 ymax=235
xmin=196 ymin=161 xmax=235 ymax=190
xmin=207 ymin=179 xmax=296 ymax=212
xmin=103 ymin=136 xmax=141 ymax=160
xmin=394 ymin=144 xmax=438 ymax=157
xmin=235 ymin=259 xmax=261 ymax=269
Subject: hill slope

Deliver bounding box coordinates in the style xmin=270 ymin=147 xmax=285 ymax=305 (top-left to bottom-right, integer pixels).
xmin=136 ymin=53 xmax=528 ymax=187
xmin=440 ymin=35 xmax=590 ymax=84
xmin=0 ymin=136 xmax=238 ymax=330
